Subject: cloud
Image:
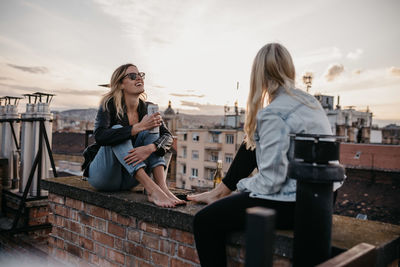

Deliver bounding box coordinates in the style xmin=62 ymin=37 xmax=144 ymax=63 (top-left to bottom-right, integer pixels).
xmin=170 ymin=93 xmax=205 ymax=98
xmin=0 ymin=82 xmax=104 ymax=97
xmin=389 ymin=67 xmax=400 ymax=76
xmin=93 ymin=0 xmax=193 ymax=48
xmin=7 ymin=64 xmax=49 ymax=74
xmin=346 ymin=49 xmax=363 ymax=60
xmin=324 ymin=64 xmax=344 ymax=82
xmin=152 ymin=85 xmax=166 ymax=88
xmin=297 ymin=47 xmax=343 ymax=66
xmin=315 ymin=67 xmax=400 ymax=94
xmin=180 ymin=100 xmax=225 ymax=115
xmin=0 ymin=82 xmax=46 ymax=93
xmin=0 ymin=76 xmax=13 ymax=81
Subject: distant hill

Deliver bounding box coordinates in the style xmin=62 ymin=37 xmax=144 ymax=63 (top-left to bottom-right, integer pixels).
xmin=53 ymin=108 xmax=97 ymax=121
xmin=53 ymin=108 xmax=224 ymax=128
xmin=178 ymin=114 xmax=224 ymax=128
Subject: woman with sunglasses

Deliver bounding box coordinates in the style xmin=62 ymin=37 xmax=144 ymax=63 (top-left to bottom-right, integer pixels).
xmin=83 ymin=63 xmax=185 ymax=208
xmin=189 ymin=43 xmax=333 ymax=266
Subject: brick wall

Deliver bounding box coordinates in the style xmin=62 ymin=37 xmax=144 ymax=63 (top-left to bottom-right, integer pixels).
xmin=2 ymin=190 xmax=50 ymax=241
xmin=340 ymin=143 xmax=400 ymax=171
xmin=48 ymin=193 xmax=246 ymax=266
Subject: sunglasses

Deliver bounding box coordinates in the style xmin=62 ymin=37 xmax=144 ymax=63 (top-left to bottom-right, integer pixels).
xmin=122 ymin=72 xmax=145 ymax=81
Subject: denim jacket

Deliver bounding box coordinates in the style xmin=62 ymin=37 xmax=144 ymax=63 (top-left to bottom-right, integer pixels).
xmin=236 ymin=87 xmax=333 ymax=202
xmin=82 ymin=98 xmax=173 ymax=176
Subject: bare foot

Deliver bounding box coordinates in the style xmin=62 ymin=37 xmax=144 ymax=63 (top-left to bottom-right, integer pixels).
xmin=152 ymin=166 xmax=186 ymax=205
xmin=187 ymin=183 xmax=232 ymax=204
xmin=163 ymin=188 xmax=187 ymax=205
xmin=155 ymin=183 xmax=186 ymax=205
xmin=147 ymin=187 xmax=176 ymax=208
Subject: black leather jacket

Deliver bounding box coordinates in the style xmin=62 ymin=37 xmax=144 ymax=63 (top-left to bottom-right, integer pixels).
xmin=82 ymin=98 xmax=173 ymax=176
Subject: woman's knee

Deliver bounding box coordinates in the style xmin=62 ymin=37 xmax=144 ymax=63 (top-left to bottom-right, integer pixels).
xmin=135 ymin=130 xmax=160 ymax=146
xmin=111 ymin=124 xmax=123 ymax=129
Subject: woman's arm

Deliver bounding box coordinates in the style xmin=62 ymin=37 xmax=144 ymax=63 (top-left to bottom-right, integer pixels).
xmin=93 ymin=105 xmax=133 ymax=146
xmin=237 ymin=112 xmax=291 ymax=195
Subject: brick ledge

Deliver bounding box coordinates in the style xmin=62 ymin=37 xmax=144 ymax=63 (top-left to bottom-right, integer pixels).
xmin=42 ymin=176 xmax=200 ymax=233
xmin=42 ymin=176 xmax=400 ymax=265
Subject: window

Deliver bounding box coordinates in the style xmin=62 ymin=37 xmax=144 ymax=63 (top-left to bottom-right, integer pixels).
xmin=211 ymin=133 xmax=219 ymax=143
xmin=192 ymin=133 xmax=200 ymax=142
xmin=191 ymin=168 xmax=198 ymax=178
xmin=225 ymin=153 xmax=233 ymax=164
xmin=211 ymin=152 xmax=218 ymax=162
xmin=182 ymin=147 xmax=187 ymax=158
xmin=226 ymin=134 xmax=234 ymax=144
xmin=192 ymin=150 xmax=199 ymax=160
xmin=206 ymin=168 xmax=215 ymax=180
xmin=182 ymin=164 xmax=186 ymax=174
xmin=183 ymin=133 xmax=187 ymax=141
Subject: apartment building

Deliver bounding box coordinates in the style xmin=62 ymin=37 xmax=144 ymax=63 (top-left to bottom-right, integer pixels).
xmin=315 ymin=94 xmax=373 ymax=143
xmin=175 ymin=128 xmax=244 ymax=190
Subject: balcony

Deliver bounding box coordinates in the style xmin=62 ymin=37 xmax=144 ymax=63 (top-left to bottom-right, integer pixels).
xmin=204 ymin=142 xmax=222 ymax=151
xmin=204 ymin=159 xmax=218 ymax=168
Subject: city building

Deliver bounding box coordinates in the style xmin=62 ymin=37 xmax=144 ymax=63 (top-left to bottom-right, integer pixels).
xmin=175 ymin=102 xmax=245 ymax=190
xmin=315 ymin=94 xmax=373 ymax=143
xmin=175 ymin=127 xmax=244 ymax=190
xmin=382 ymin=124 xmax=400 ymax=145
xmin=162 ymin=100 xmax=182 ymax=134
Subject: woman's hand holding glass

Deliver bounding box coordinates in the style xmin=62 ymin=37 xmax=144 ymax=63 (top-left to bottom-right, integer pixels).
xmin=131 ymin=112 xmax=162 ymax=135
xmin=126 ymin=112 xmax=162 ymax=166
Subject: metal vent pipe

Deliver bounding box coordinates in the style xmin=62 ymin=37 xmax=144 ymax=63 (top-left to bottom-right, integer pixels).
xmin=0 ymin=96 xmax=21 ymax=188
xmin=20 ymin=94 xmax=38 ymax=193
xmin=0 ymin=97 xmax=5 ymax=154
xmin=30 ymin=92 xmax=54 ymax=196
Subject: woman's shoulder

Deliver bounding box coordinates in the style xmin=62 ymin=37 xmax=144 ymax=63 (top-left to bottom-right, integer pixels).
xmin=99 ymin=98 xmax=116 ymax=113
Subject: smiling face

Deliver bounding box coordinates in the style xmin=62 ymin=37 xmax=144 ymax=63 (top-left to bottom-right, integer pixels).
xmin=120 ymin=65 xmax=145 ymax=96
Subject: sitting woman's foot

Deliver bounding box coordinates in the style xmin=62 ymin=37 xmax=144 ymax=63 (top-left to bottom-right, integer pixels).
xmin=147 ymin=187 xmax=176 ymax=208
xmin=152 ymin=167 xmax=186 ymax=205
xmin=187 ymin=183 xmax=232 ymax=204
xmin=155 ymin=183 xmax=186 ymax=205
xmin=163 ymin=188 xmax=187 ymax=205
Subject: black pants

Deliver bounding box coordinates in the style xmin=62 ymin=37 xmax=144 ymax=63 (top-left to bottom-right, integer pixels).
xmin=222 ymin=142 xmax=258 ymax=191
xmin=193 ymin=142 xmax=296 ymax=267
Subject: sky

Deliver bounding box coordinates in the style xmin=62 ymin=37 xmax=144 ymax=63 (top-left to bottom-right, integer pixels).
xmin=0 ymin=0 xmax=399 ymax=126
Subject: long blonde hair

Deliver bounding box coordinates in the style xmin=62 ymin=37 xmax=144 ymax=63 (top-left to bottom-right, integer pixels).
xmin=100 ymin=63 xmax=146 ymax=119
xmin=244 ymin=43 xmax=296 ymax=149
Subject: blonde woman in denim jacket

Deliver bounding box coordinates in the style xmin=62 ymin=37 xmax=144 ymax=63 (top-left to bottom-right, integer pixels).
xmin=189 ymin=43 xmax=333 ymax=267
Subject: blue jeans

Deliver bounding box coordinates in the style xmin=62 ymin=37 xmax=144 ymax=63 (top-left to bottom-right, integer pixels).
xmin=88 ymin=126 xmax=165 ymax=191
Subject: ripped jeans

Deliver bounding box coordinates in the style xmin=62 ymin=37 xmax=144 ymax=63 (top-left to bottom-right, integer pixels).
xmin=88 ymin=125 xmax=165 ymax=191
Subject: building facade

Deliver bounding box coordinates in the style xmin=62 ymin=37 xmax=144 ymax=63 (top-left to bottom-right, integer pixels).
xmin=315 ymin=94 xmax=373 ymax=143
xmin=175 ymin=128 xmax=244 ymax=190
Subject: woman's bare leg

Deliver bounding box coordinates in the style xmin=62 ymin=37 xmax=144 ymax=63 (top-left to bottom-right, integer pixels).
xmin=135 ymin=168 xmax=176 ymax=208
xmin=152 ymin=166 xmax=186 ymax=205
xmin=187 ymin=182 xmax=232 ymax=204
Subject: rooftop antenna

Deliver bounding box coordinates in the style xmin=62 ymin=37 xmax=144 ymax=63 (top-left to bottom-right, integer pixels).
xmin=235 ymin=81 xmax=239 ymax=115
xmin=336 ymin=95 xmax=341 ymax=109
xmin=302 ymin=72 xmax=313 ymax=93
xmin=23 ymin=93 xmax=39 ymax=104
xmin=33 ymin=92 xmax=55 ymax=104
xmin=4 ymin=96 xmax=23 ymax=106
